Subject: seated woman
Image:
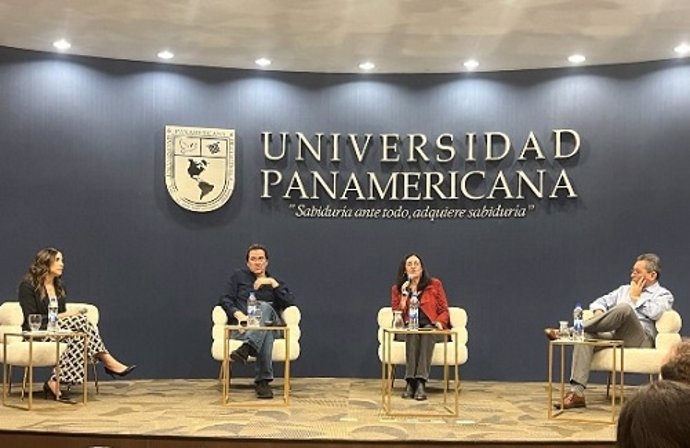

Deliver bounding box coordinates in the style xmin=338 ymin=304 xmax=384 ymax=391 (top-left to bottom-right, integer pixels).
xmin=18 ymin=248 xmax=136 ymax=401
xmin=390 ymin=253 xmax=450 ymax=401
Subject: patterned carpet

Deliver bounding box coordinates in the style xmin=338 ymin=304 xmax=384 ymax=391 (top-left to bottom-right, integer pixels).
xmin=0 ymin=377 xmax=620 ymax=443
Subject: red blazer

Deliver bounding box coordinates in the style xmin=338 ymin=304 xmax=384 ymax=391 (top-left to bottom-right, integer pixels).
xmin=390 ymin=277 xmax=451 ymax=329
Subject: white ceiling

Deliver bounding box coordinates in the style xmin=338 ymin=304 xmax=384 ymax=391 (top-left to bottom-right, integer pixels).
xmin=0 ymin=0 xmax=689 ymax=73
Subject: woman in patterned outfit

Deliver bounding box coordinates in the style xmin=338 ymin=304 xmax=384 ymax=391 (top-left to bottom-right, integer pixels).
xmin=18 ymin=248 xmax=136 ymax=400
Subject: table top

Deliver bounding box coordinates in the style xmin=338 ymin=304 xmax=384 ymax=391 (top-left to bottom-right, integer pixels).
xmin=382 ymin=327 xmax=454 ymax=335
xmin=224 ymin=324 xmax=288 ymax=331
xmin=6 ymin=330 xmax=83 ymax=338
xmin=549 ymin=338 xmax=624 ymax=347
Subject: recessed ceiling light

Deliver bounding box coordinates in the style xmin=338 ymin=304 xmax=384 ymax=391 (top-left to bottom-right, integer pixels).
xmin=674 ymin=43 xmax=690 ymax=56
xmin=255 ymin=58 xmax=272 ymax=67
xmin=358 ymin=61 xmax=375 ymax=71
xmin=53 ymin=39 xmax=71 ymax=51
xmin=568 ymin=54 xmax=586 ymax=64
xmin=463 ymin=59 xmax=479 ymax=70
xmin=157 ymin=50 xmax=174 ymax=60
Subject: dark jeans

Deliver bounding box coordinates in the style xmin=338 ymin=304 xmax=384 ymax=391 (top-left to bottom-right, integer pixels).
xmin=231 ymin=302 xmax=281 ymax=383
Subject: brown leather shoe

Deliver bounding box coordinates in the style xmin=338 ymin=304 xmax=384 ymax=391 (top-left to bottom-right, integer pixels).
xmin=554 ymin=391 xmax=586 ymax=409
xmin=544 ymin=328 xmax=560 ymax=341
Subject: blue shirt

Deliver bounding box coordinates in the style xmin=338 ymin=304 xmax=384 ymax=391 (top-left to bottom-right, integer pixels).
xmin=589 ymin=282 xmax=674 ymax=337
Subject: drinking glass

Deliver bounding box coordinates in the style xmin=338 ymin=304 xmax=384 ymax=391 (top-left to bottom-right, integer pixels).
xmin=558 ymin=320 xmax=570 ymax=339
xmin=28 ymin=314 xmax=43 ymax=332
xmin=392 ymin=311 xmax=404 ymax=329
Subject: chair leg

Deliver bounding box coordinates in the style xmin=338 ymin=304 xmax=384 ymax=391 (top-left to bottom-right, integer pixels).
xmin=218 ymin=362 xmax=225 ymax=385
xmin=64 ymin=362 xmax=98 ymax=396
xmin=390 ymin=366 xmax=396 ymax=389
xmin=21 ymin=367 xmax=29 ymax=400
xmin=606 ymin=372 xmax=611 ymax=399
xmin=7 ymin=365 xmax=12 ymax=395
xmin=92 ymin=361 xmax=100 ymax=394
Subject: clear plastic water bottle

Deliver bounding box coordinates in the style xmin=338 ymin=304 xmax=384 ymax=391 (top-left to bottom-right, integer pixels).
xmin=408 ymin=294 xmax=419 ymax=330
xmin=572 ymin=303 xmax=584 ymax=341
xmin=247 ymin=291 xmax=259 ymax=327
xmin=47 ymin=296 xmax=59 ymax=332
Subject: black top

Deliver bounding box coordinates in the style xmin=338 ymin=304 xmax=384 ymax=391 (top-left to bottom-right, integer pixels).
xmin=17 ymin=279 xmax=67 ymax=331
xmin=219 ymin=267 xmax=295 ymax=324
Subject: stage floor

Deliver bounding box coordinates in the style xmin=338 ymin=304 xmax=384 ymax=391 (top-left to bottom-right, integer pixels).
xmin=0 ymin=377 xmax=620 ymax=444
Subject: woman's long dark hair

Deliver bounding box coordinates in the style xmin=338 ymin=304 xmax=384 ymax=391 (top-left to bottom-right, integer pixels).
xmin=395 ymin=253 xmax=431 ymax=294
xmin=22 ymin=247 xmax=66 ymax=300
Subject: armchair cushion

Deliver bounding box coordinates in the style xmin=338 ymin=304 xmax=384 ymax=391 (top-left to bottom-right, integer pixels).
xmin=0 ymin=302 xmax=24 ymax=345
xmin=0 ymin=301 xmax=68 ymax=367
xmin=590 ymin=309 xmax=682 ymax=374
xmin=66 ymin=303 xmax=100 ymax=325
xmin=377 ymin=306 xmax=469 ymax=366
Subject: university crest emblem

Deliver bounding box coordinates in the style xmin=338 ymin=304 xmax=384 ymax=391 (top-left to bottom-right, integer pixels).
xmin=165 ymin=126 xmax=235 ymax=212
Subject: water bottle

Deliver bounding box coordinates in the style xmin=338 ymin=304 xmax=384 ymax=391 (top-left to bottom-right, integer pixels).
xmin=572 ymin=303 xmax=584 ymax=341
xmin=47 ymin=296 xmax=59 ymax=332
xmin=408 ymin=294 xmax=419 ymax=330
xmin=247 ymin=291 xmax=259 ymax=327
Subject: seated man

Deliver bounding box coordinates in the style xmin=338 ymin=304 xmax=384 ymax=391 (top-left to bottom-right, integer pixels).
xmin=219 ymin=243 xmax=295 ymax=399
xmin=660 ymin=340 xmax=690 ymax=383
xmin=545 ymin=253 xmax=674 ymax=409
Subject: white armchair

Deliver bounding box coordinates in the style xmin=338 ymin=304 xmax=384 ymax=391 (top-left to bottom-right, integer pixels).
xmin=377 ymin=306 xmax=469 ymax=387
xmin=211 ymin=305 xmax=301 ymax=380
xmin=0 ymin=301 xmax=102 ymax=400
xmin=587 ymin=309 xmax=682 ymax=391
xmin=1 ymin=301 xmax=65 ymax=404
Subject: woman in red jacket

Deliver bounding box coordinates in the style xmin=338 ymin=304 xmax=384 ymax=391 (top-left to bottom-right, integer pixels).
xmin=391 ymin=253 xmax=450 ymax=401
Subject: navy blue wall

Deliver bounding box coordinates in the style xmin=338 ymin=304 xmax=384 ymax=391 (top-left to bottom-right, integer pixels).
xmin=1 ymin=46 xmax=688 ymax=381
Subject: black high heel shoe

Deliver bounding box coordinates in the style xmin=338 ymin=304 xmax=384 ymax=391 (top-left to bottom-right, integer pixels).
xmin=43 ymin=381 xmax=58 ymax=400
xmin=104 ymin=364 xmax=137 ymax=379
xmin=43 ymin=381 xmax=75 ymax=403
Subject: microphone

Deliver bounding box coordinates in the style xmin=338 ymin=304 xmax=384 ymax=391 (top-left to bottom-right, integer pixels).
xmin=402 ymin=273 xmax=413 ymax=296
